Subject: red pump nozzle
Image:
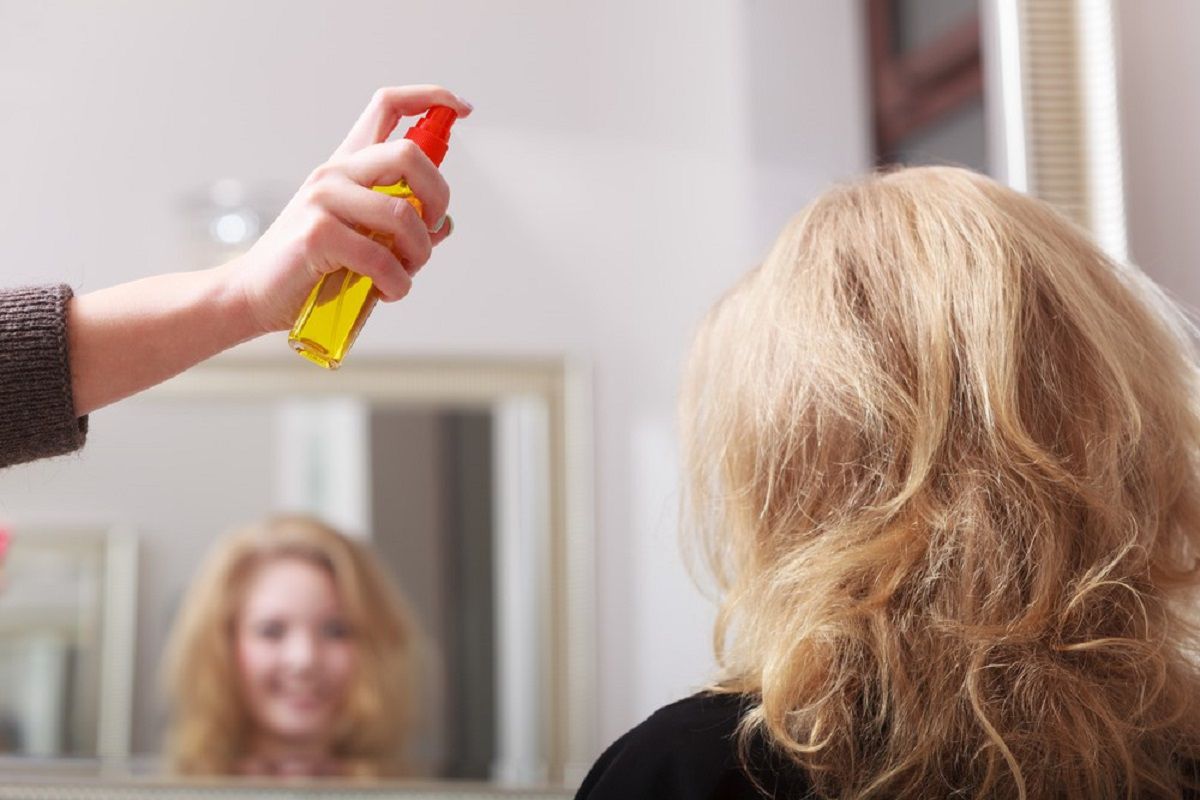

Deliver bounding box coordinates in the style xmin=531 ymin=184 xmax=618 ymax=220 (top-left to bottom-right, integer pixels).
xmin=404 ymin=106 xmax=458 ymax=167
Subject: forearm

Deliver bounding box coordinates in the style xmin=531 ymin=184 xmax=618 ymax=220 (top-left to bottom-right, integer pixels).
xmin=67 ymin=261 xmax=263 ymax=416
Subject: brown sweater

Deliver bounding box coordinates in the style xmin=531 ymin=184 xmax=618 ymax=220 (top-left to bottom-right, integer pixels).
xmin=0 ymin=286 xmax=88 ymax=468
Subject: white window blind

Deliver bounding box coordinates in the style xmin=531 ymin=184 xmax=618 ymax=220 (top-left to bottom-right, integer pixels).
xmin=989 ymin=0 xmax=1128 ymax=260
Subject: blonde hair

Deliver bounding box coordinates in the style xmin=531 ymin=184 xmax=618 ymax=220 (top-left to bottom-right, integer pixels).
xmin=163 ymin=515 xmax=421 ymax=777
xmin=684 ymin=166 xmax=1200 ymax=799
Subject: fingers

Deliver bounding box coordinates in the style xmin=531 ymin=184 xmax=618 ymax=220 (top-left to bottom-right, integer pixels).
xmin=340 ymin=139 xmax=451 ymax=229
xmin=291 ymin=83 xmax=468 ymax=306
xmin=315 ymin=180 xmax=434 ymax=273
xmin=429 ymin=214 xmax=454 ymax=248
xmin=334 ymin=85 xmax=473 ymax=158
xmin=315 ymin=220 xmax=414 ymax=302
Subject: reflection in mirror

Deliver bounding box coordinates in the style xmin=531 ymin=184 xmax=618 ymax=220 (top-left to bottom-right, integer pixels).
xmin=866 ymin=0 xmax=988 ymax=172
xmin=0 ymin=358 xmax=593 ymax=786
xmin=0 ymin=526 xmax=136 ymax=760
xmin=165 ymin=515 xmax=431 ymax=778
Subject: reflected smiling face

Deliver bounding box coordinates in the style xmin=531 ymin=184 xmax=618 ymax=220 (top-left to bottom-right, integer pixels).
xmin=234 ymin=556 xmax=357 ymax=747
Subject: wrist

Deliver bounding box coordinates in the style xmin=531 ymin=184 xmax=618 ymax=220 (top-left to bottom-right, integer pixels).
xmin=208 ymin=257 xmax=273 ymax=342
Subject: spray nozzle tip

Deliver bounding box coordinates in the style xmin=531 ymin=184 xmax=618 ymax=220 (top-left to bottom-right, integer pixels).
xmin=404 ymin=105 xmax=458 ymax=167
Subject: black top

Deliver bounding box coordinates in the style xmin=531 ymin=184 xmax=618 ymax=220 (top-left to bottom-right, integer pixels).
xmin=578 ymin=694 xmax=1200 ymax=799
xmin=575 ymin=693 xmax=812 ymax=800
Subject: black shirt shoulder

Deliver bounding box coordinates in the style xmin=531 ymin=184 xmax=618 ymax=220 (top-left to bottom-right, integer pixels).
xmin=575 ymin=692 xmax=812 ymax=800
xmin=577 ymin=694 xmax=1200 ymax=799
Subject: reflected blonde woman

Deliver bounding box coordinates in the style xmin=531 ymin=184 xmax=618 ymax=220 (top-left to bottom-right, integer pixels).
xmin=579 ymin=166 xmax=1200 ymax=799
xmin=164 ymin=515 xmax=420 ymax=778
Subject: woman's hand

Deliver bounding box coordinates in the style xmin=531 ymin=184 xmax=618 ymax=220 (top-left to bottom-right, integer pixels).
xmin=67 ymin=85 xmax=471 ymax=416
xmin=226 ymin=84 xmax=473 ymax=334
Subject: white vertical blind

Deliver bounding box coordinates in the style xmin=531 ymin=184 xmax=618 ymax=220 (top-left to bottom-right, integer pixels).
xmin=273 ymin=398 xmax=372 ymax=539
xmin=491 ymin=396 xmax=552 ymax=785
xmin=1010 ymin=0 xmax=1128 ymax=259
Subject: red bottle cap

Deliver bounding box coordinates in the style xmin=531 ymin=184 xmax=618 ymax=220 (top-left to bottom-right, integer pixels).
xmin=404 ymin=106 xmax=458 ymax=167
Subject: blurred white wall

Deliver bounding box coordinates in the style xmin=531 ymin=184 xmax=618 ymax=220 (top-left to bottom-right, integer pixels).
xmin=1117 ymin=0 xmax=1200 ymax=309
xmin=0 ymin=0 xmax=871 ymax=752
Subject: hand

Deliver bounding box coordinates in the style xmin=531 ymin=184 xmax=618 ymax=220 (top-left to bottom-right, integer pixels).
xmin=226 ymin=85 xmax=473 ymax=334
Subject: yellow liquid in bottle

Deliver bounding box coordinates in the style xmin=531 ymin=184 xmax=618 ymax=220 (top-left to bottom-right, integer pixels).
xmin=288 ymin=181 xmax=423 ymax=369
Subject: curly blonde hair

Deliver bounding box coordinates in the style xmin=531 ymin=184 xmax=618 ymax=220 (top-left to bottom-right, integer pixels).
xmin=163 ymin=515 xmax=421 ymax=777
xmin=683 ymin=166 xmax=1200 ymax=798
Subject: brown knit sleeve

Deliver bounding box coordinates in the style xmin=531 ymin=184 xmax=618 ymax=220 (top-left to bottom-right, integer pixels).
xmin=0 ymin=285 xmax=88 ymax=468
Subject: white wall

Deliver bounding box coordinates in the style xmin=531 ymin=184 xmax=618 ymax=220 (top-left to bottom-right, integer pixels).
xmin=1116 ymin=0 xmax=1200 ymax=310
xmin=0 ymin=0 xmax=870 ymax=752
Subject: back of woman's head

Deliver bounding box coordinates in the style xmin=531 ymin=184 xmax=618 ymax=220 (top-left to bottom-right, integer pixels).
xmin=683 ymin=166 xmax=1200 ymax=799
xmin=163 ymin=514 xmax=420 ymax=777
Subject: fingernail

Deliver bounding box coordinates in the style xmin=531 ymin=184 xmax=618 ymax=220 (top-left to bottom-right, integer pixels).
xmin=455 ymin=95 xmax=474 ymax=112
xmin=433 ymin=214 xmax=450 ymax=234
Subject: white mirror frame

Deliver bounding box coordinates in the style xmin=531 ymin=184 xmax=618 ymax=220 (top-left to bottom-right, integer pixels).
xmin=140 ymin=355 xmax=597 ymax=787
xmin=0 ymin=524 xmax=138 ymax=763
xmin=0 ymin=780 xmax=572 ymax=800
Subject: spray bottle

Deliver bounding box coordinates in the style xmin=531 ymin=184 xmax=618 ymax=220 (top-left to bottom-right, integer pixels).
xmin=288 ymin=106 xmax=458 ymax=369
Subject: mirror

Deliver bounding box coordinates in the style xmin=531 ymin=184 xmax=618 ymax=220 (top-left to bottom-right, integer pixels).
xmin=0 ymin=357 xmax=594 ymax=786
xmin=0 ymin=525 xmax=135 ymax=760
